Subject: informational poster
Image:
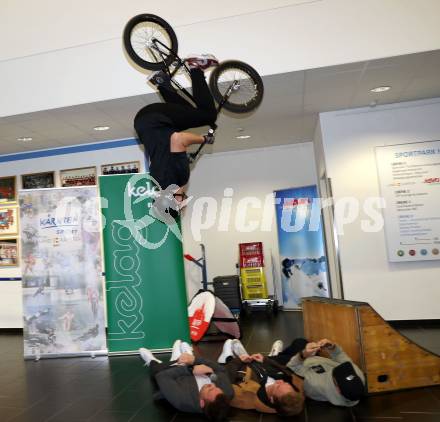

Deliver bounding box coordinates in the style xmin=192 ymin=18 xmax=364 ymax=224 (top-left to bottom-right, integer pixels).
xmin=99 ymin=174 xmax=190 ymax=354
xmin=19 ymin=187 xmax=107 ymax=359
xmin=274 ymin=185 xmax=330 ymax=309
xmin=376 ymin=140 xmax=440 ymax=262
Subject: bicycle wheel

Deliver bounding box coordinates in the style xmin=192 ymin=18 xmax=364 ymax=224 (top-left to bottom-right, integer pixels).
xmin=209 ymin=60 xmax=264 ymax=113
xmin=123 ymin=14 xmax=178 ymax=71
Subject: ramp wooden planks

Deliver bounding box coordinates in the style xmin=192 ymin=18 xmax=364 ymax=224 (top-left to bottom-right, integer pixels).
xmin=302 ymin=297 xmax=440 ymax=393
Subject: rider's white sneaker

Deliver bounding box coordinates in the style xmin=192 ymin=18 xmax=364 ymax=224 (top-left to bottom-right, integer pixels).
xmin=185 ymin=54 xmax=219 ymax=70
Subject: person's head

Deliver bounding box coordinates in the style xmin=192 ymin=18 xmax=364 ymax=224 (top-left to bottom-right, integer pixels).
xmin=332 ymin=362 xmax=365 ymax=402
xmin=172 ymin=187 xmax=188 ymax=206
xmin=268 ymin=380 xmax=304 ymax=416
xmin=151 ymin=184 xmax=188 ymax=223
xmin=199 ymin=384 xmax=231 ymax=421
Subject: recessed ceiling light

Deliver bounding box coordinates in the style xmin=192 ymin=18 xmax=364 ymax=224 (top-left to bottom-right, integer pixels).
xmin=370 ymin=86 xmax=391 ymax=93
xmin=94 ymin=125 xmax=110 ymax=131
xmin=236 ymin=135 xmax=251 ymax=140
xmin=17 ymin=137 xmax=33 ymax=142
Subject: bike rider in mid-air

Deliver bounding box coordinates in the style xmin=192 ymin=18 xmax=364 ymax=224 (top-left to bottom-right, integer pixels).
xmin=134 ymin=54 xmax=219 ymax=210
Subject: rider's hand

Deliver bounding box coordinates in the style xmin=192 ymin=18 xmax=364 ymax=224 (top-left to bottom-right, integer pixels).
xmin=177 ymin=353 xmax=195 ymax=365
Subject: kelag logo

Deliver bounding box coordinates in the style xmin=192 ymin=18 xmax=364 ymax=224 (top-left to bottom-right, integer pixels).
xmin=127 ymin=181 xmax=157 ymax=198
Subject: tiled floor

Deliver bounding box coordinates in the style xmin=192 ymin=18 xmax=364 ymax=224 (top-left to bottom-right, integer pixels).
xmin=0 ymin=312 xmax=439 ymax=421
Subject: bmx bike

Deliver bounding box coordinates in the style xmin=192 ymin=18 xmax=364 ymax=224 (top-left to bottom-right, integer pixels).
xmin=123 ymin=14 xmax=264 ymax=162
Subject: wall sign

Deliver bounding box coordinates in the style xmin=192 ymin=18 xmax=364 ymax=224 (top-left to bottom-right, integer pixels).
xmin=376 ymin=140 xmax=440 ymax=262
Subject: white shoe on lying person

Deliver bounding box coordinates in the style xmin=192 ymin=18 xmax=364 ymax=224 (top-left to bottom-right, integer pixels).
xmin=268 ymin=340 xmax=284 ymax=357
xmin=231 ymin=339 xmax=248 ymax=358
xmin=170 ymin=339 xmax=183 ymax=361
xmin=217 ymin=339 xmax=233 ymax=363
xmin=139 ymin=348 xmax=162 ymax=366
xmin=180 ymin=341 xmax=194 ymax=355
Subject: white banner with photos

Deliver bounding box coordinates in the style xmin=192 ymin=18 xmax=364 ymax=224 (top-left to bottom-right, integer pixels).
xmin=19 ymin=187 xmax=107 ymax=358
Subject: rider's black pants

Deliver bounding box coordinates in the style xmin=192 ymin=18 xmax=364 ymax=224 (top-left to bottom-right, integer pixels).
xmin=142 ymin=68 xmax=217 ymax=130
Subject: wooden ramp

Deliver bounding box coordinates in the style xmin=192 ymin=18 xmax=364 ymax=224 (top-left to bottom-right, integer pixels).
xmin=302 ymin=297 xmax=440 ymax=393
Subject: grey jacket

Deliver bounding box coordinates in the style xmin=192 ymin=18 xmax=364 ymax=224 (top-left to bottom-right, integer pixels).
xmin=286 ymin=345 xmax=365 ymax=407
xmin=155 ymin=357 xmax=234 ymax=413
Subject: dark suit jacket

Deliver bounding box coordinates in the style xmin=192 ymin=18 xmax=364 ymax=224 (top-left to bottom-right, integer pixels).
xmin=155 ymin=357 xmax=234 ymax=413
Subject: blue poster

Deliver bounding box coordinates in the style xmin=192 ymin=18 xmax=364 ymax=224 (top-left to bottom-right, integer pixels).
xmin=274 ymin=185 xmax=330 ymax=309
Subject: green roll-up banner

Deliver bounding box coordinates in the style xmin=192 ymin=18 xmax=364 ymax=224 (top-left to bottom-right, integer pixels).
xmin=99 ymin=174 xmax=190 ymax=354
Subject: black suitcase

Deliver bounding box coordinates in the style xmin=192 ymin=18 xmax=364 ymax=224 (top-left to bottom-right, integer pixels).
xmin=213 ymin=275 xmax=241 ymax=310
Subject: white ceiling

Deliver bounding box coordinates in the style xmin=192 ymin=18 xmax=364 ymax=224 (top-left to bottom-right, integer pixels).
xmin=1 ymin=49 xmax=440 ymax=156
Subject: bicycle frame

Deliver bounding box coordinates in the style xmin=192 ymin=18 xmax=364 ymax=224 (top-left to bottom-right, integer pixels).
xmin=149 ymin=39 xmax=194 ymax=101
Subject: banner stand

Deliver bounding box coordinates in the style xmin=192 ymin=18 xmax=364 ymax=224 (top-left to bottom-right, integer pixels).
xmin=19 ymin=187 xmax=108 ymax=360
xmin=274 ymin=185 xmax=330 ymax=309
xmin=100 ymin=174 xmax=190 ymax=355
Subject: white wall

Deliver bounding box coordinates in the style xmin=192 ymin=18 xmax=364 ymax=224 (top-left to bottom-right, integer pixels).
xmin=181 ymin=143 xmax=318 ymax=301
xmin=0 ymin=139 xmax=319 ymax=327
xmin=319 ymin=98 xmax=440 ymax=320
xmin=2 ymin=0 xmax=440 ymax=116
xmin=0 ymin=139 xmax=146 ymax=328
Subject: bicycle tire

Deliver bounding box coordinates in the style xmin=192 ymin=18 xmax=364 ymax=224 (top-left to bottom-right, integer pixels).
xmin=123 ymin=14 xmax=178 ymax=71
xmin=209 ymin=60 xmax=264 ymax=113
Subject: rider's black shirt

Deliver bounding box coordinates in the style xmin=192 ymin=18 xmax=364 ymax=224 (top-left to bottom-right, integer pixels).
xmin=134 ymin=110 xmax=190 ymax=190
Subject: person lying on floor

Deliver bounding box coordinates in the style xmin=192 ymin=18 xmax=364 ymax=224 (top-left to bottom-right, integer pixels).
xmin=139 ymin=340 xmax=233 ymax=421
xmin=269 ymin=337 xmax=366 ymax=407
xmin=217 ymin=339 xmax=304 ymax=416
